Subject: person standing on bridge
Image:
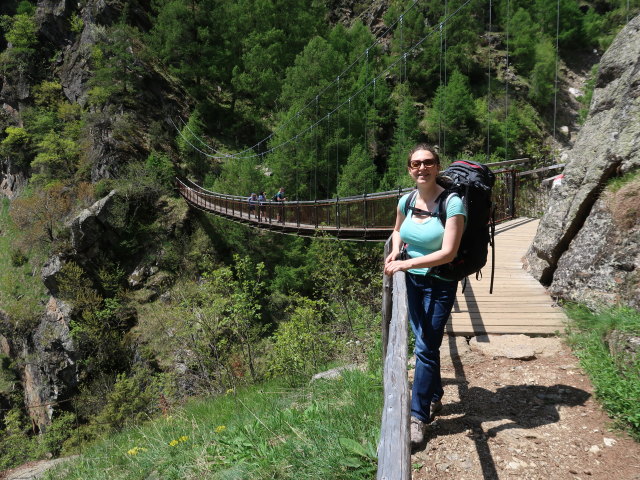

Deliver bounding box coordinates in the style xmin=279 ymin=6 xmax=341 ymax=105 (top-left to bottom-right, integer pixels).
xmin=384 ymin=144 xmax=466 ymax=448
xmin=257 ymin=191 xmax=267 ymax=220
xmin=273 ymin=187 xmax=287 ymax=222
xmin=248 ymin=192 xmax=259 ymax=219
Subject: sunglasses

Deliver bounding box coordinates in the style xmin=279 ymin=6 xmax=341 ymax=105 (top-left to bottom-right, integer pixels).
xmin=409 ymin=159 xmax=438 ymax=169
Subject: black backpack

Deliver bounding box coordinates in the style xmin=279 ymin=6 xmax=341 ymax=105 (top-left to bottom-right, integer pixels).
xmin=403 ymin=160 xmax=496 ymax=292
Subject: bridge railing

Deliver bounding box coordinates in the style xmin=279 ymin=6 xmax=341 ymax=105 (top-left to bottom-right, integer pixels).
xmin=177 ymin=158 xmax=563 ymax=235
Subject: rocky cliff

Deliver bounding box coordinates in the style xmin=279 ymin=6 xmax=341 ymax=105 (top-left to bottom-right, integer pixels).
xmin=525 ymin=15 xmax=640 ymax=310
xmin=0 ymin=0 xmax=188 ymax=432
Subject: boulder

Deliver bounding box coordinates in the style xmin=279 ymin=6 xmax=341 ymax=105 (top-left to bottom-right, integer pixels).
xmin=41 ymin=253 xmax=65 ymax=296
xmin=21 ymin=297 xmax=78 ymax=432
xmin=67 ymin=189 xmax=118 ymax=254
xmin=525 ymin=15 xmax=640 ymax=309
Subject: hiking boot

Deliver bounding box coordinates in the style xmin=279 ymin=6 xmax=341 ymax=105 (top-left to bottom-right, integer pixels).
xmin=431 ymin=400 xmax=443 ymax=419
xmin=410 ymin=417 xmax=426 ymax=446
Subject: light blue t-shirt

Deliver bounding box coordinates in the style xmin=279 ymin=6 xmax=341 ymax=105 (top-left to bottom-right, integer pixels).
xmin=398 ymin=191 xmax=466 ymax=276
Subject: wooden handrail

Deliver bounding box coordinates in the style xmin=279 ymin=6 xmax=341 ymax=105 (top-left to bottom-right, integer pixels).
xmin=378 ymin=238 xmax=410 ymax=480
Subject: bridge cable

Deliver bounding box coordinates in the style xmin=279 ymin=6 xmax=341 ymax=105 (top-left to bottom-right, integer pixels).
xmin=443 ymin=0 xmax=448 ymax=156
xmin=504 ymin=0 xmax=510 ymax=162
xmin=336 ymin=76 xmax=341 ymax=191
xmin=552 ymin=0 xmax=560 ymax=164
xmin=487 ymin=0 xmax=492 ymax=162
xmin=438 ymin=22 xmax=443 ymax=151
xmin=315 ymin=96 xmax=319 ymax=201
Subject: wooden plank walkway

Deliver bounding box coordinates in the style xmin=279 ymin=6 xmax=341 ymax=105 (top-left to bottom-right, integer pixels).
xmin=447 ymin=217 xmax=567 ymax=336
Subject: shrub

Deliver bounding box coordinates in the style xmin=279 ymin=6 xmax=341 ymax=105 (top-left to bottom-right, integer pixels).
xmin=92 ymin=371 xmax=159 ymax=433
xmin=268 ymin=298 xmax=335 ymax=384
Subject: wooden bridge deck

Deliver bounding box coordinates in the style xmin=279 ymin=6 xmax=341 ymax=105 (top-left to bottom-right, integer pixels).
xmin=447 ymin=217 xmax=567 ymax=336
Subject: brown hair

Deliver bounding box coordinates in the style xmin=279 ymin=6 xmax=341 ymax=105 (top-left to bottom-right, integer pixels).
xmin=406 ymin=144 xmax=440 ymax=167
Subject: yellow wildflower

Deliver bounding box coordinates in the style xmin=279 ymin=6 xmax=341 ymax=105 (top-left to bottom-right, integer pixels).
xmin=179 ymin=436 xmax=188 ymax=442
xmin=127 ymin=446 xmax=147 ymax=456
xmin=169 ymin=439 xmax=179 ymax=447
xmin=215 ymin=425 xmax=226 ymax=433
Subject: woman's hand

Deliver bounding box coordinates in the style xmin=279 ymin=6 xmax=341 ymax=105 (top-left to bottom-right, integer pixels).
xmin=384 ymin=258 xmax=408 ymax=276
xmin=384 ymin=251 xmax=399 ymax=265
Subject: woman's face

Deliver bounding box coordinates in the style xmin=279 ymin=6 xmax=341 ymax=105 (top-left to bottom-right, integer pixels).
xmin=408 ymin=149 xmax=439 ymax=184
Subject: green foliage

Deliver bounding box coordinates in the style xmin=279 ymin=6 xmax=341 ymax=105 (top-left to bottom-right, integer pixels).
xmin=92 ymin=371 xmax=159 ymax=433
xmin=42 ymin=412 xmax=77 ymax=457
xmin=0 ymin=408 xmax=39 ymax=470
xmin=176 ymin=109 xmax=210 ymax=180
xmin=382 ymin=82 xmax=421 ymax=190
xmin=33 ymin=81 xmax=63 ymax=108
xmin=145 ymin=151 xmax=175 ymax=194
xmin=267 ymin=297 xmax=335 ymax=383
xmin=0 ymin=125 xmax=31 ymax=170
xmin=58 ymin=261 xmax=132 ymax=374
xmin=606 ymin=168 xmax=640 ymax=192
xmin=337 ymin=144 xmax=377 ymax=197
xmin=0 ymin=197 xmax=47 ymax=331
xmin=528 ymin=38 xmax=556 ymax=106
xmin=577 ymin=63 xmax=599 ymax=124
xmin=425 ymin=70 xmax=476 ymax=153
xmin=566 ymin=305 xmax=640 ymax=439
xmin=69 ymin=12 xmax=83 ymax=33
xmin=0 ymin=354 xmax=17 ymax=394
xmin=31 ymin=131 xmax=81 ymax=184
xmin=0 ymin=11 xmax=37 ymax=73
xmin=534 ymin=0 xmax=584 ymax=48
xmin=43 ymin=369 xmax=382 ymax=480
xmin=88 ymin=23 xmax=145 ymax=105
xmin=509 ymin=8 xmax=539 ymax=74
xmin=1 ymin=11 xmax=36 ymax=49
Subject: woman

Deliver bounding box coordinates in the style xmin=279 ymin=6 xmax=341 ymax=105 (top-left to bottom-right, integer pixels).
xmin=384 ymin=144 xmax=466 ymax=447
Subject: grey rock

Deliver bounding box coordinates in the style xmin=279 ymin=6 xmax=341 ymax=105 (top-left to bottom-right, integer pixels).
xmin=67 ymin=190 xmax=117 ymax=254
xmin=41 ymin=254 xmax=64 ymax=296
xmin=21 ymin=297 xmax=77 ymax=432
xmin=469 ymin=335 xmax=563 ymax=360
xmin=311 ymin=364 xmax=360 ymax=382
xmin=525 ymin=15 xmax=640 ymax=309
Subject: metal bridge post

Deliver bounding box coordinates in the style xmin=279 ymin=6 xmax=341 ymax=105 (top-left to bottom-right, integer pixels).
xmin=336 ymin=196 xmax=340 ymax=230
xmin=314 ymin=199 xmax=318 ymax=229
xmin=363 ymin=192 xmax=368 ymax=229
xmin=296 ymin=200 xmax=300 ymax=227
xmin=510 ymin=169 xmax=517 ymax=219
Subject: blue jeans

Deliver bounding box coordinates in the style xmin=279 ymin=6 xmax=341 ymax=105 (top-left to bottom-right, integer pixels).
xmin=406 ymin=273 xmax=458 ymax=423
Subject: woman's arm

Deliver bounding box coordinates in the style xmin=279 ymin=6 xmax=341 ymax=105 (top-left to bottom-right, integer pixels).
xmin=383 ymin=213 xmax=464 ymax=275
xmin=384 ymin=206 xmax=405 ymax=266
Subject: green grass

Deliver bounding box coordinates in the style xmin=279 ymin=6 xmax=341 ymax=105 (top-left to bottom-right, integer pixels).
xmin=0 ymin=197 xmax=47 ymax=330
xmin=565 ymin=305 xmax=640 ymax=439
xmin=44 ymin=369 xmax=382 ymax=480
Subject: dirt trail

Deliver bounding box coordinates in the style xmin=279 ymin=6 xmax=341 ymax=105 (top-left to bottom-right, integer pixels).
xmin=410 ymin=335 xmax=640 ymax=480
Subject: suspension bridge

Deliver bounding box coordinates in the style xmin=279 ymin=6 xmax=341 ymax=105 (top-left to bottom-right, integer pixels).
xmin=177 ymin=157 xmax=566 ymax=337
xmin=170 ymin=0 xmax=588 ymax=476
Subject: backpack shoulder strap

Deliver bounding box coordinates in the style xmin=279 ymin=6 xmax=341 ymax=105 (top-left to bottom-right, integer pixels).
xmin=401 ymin=190 xmax=418 ymax=216
xmin=436 ymin=190 xmax=458 ymax=226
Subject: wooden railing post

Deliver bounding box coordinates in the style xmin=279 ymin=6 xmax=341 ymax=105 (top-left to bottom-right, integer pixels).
xmin=378 ymin=235 xmax=410 ymax=480
xmin=382 ymin=237 xmax=393 ymax=359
